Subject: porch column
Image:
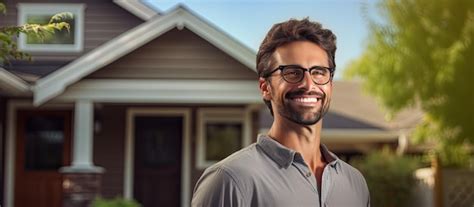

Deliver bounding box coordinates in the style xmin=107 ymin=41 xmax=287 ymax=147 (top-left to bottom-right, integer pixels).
xmin=60 ymin=100 xmax=104 ymax=207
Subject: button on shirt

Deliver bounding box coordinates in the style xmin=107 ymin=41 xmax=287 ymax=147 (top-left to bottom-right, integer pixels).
xmin=192 ymin=135 xmax=370 ymax=207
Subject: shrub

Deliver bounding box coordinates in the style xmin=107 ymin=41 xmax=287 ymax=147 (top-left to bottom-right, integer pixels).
xmin=351 ymin=147 xmax=420 ymax=207
xmin=91 ymin=197 xmax=141 ymax=207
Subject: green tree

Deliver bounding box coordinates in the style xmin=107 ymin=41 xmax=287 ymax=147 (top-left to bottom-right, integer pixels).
xmin=345 ymin=0 xmax=474 ymax=167
xmin=0 ymin=3 xmax=72 ymax=64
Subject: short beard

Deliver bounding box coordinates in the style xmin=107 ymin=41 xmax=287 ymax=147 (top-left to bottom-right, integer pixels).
xmin=278 ymin=91 xmax=331 ymax=126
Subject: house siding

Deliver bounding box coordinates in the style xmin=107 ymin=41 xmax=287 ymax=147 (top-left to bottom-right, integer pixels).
xmin=1 ymin=0 xmax=144 ymax=77
xmin=87 ymin=28 xmax=257 ymax=80
xmin=93 ymin=105 xmax=127 ymax=198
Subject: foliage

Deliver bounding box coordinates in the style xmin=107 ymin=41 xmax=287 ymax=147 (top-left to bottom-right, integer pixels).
xmin=345 ymin=0 xmax=474 ymax=167
xmin=0 ymin=3 xmax=72 ymax=64
xmin=92 ymin=197 xmax=141 ymax=207
xmin=352 ymin=147 xmax=420 ymax=207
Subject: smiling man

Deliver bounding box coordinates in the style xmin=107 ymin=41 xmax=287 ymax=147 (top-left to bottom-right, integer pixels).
xmin=192 ymin=18 xmax=370 ymax=207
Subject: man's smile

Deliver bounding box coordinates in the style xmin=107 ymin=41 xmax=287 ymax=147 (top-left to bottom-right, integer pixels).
xmin=286 ymin=91 xmax=324 ymax=107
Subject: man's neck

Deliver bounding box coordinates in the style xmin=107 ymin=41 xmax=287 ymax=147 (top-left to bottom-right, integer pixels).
xmin=267 ymin=116 xmax=327 ymax=173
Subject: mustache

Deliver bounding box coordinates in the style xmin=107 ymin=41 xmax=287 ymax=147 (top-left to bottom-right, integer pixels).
xmin=285 ymin=89 xmax=325 ymax=99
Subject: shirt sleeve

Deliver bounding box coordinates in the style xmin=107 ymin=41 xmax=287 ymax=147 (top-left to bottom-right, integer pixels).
xmin=192 ymin=167 xmax=245 ymax=207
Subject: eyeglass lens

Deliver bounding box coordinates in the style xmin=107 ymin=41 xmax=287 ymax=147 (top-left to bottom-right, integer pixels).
xmin=281 ymin=66 xmax=330 ymax=84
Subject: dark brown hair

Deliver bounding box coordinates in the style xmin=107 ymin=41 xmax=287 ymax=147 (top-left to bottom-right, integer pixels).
xmin=257 ymin=18 xmax=337 ymax=116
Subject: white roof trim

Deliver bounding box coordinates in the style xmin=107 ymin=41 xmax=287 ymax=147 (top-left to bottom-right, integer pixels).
xmin=259 ymin=128 xmax=400 ymax=143
xmin=113 ymin=0 xmax=158 ymax=20
xmin=0 ymin=68 xmax=30 ymax=95
xmin=55 ymin=79 xmax=261 ymax=104
xmin=34 ymin=5 xmax=257 ymax=106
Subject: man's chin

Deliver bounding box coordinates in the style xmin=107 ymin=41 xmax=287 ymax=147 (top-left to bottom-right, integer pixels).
xmin=286 ymin=112 xmax=322 ymax=126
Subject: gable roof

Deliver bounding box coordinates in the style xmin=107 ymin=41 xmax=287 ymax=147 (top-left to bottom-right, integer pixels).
xmin=34 ymin=5 xmax=257 ymax=106
xmin=113 ymin=0 xmax=159 ymax=20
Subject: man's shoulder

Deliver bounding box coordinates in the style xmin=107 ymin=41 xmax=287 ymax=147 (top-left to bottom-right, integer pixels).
xmin=205 ymin=143 xmax=264 ymax=178
xmin=336 ymin=159 xmax=369 ymax=192
xmin=338 ymin=160 xmax=365 ymax=178
xmin=192 ymin=143 xmax=264 ymax=205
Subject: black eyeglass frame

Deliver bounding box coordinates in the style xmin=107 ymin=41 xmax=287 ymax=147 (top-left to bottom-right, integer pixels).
xmin=261 ymin=64 xmax=335 ymax=85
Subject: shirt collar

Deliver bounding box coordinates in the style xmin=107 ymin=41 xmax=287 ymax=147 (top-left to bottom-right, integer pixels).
xmin=257 ymin=134 xmax=341 ymax=170
xmin=257 ymin=135 xmax=296 ymax=168
xmin=320 ymin=143 xmax=340 ymax=171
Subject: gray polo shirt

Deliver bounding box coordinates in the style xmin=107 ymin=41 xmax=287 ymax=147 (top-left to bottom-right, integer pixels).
xmin=192 ymin=135 xmax=370 ymax=207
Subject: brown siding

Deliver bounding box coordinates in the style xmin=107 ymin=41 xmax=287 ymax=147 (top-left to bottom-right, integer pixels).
xmin=87 ymin=28 xmax=257 ymax=80
xmin=1 ymin=0 xmax=144 ymax=77
xmin=93 ymin=105 xmax=127 ymax=198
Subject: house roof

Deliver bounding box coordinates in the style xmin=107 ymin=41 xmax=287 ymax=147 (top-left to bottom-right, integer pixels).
xmin=34 ymin=5 xmax=256 ymax=106
xmin=113 ymin=0 xmax=159 ymax=20
xmin=0 ymin=67 xmax=31 ymax=95
xmin=331 ymin=81 xmax=423 ymax=130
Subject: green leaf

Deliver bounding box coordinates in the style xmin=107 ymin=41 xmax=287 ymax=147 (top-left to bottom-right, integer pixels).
xmin=0 ymin=4 xmax=70 ymax=63
xmin=49 ymin=12 xmax=74 ymax=24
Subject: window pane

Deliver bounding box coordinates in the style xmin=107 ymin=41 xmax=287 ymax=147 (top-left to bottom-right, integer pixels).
xmin=205 ymin=123 xmax=242 ymax=161
xmin=25 ymin=116 xmax=65 ymax=171
xmin=26 ymin=14 xmax=75 ymax=45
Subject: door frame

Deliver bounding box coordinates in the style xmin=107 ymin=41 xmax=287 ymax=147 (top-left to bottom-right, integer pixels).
xmin=124 ymin=108 xmax=191 ymax=207
xmin=4 ymin=100 xmax=73 ymax=207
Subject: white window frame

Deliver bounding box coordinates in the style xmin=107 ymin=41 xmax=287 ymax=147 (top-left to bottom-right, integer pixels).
xmin=196 ymin=108 xmax=250 ymax=169
xmin=17 ymin=3 xmax=85 ymax=52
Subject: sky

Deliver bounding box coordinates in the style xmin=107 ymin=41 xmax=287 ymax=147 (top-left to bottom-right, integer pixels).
xmin=144 ymin=0 xmax=379 ymax=79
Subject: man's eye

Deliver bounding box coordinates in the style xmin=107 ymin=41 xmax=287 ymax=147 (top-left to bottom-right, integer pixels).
xmin=312 ymin=69 xmax=327 ymax=76
xmin=285 ymin=72 xmax=300 ymax=78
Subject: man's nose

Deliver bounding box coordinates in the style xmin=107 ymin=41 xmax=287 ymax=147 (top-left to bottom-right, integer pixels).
xmin=299 ymin=71 xmax=316 ymax=90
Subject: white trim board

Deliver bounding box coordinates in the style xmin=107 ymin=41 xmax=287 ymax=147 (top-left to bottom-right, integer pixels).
xmin=113 ymin=0 xmax=158 ymax=20
xmin=0 ymin=68 xmax=30 ymax=95
xmin=124 ymin=108 xmax=192 ymax=207
xmin=34 ymin=5 xmax=256 ymax=106
xmin=320 ymin=128 xmax=400 ymax=143
xmin=259 ymin=128 xmax=400 ymax=143
xmin=4 ymin=100 xmax=73 ymax=207
xmin=55 ymin=79 xmax=261 ymax=104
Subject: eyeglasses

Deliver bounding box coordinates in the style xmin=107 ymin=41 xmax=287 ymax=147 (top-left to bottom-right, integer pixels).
xmin=261 ymin=64 xmax=334 ymax=85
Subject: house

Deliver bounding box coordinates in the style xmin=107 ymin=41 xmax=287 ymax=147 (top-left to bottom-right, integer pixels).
xmin=0 ymin=1 xmax=422 ymax=207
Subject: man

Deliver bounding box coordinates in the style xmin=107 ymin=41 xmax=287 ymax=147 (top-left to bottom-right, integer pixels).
xmin=192 ymin=18 xmax=370 ymax=207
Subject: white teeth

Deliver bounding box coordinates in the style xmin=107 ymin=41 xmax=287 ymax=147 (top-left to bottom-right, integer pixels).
xmin=293 ymin=97 xmax=318 ymax=103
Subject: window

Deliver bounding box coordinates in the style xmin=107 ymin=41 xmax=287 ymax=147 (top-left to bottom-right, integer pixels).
xmin=18 ymin=3 xmax=85 ymax=52
xmin=197 ymin=108 xmax=250 ymax=169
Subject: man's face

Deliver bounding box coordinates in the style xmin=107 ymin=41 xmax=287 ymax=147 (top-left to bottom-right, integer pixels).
xmin=260 ymin=41 xmax=333 ymax=125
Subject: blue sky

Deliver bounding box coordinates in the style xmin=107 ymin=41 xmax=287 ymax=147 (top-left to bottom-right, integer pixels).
xmin=144 ymin=0 xmax=379 ymax=79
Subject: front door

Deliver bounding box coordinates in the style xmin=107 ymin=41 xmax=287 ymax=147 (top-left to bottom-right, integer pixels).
xmin=133 ymin=116 xmax=182 ymax=207
xmin=14 ymin=110 xmax=72 ymax=207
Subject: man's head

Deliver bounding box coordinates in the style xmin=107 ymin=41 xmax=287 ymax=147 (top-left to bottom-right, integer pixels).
xmin=257 ymin=18 xmax=337 ymax=125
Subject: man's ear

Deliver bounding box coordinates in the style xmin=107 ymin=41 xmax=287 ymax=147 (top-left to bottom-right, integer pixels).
xmin=259 ymin=77 xmax=272 ymax=101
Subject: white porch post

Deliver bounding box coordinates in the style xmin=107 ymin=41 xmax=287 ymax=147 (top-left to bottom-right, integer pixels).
xmin=61 ymin=100 xmax=103 ymax=172
xmin=72 ymin=100 xmax=94 ymax=168
xmin=60 ymin=100 xmax=103 ymax=207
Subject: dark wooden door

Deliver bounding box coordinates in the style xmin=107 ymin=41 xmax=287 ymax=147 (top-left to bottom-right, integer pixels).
xmin=133 ymin=116 xmax=182 ymax=207
xmin=14 ymin=110 xmax=72 ymax=207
